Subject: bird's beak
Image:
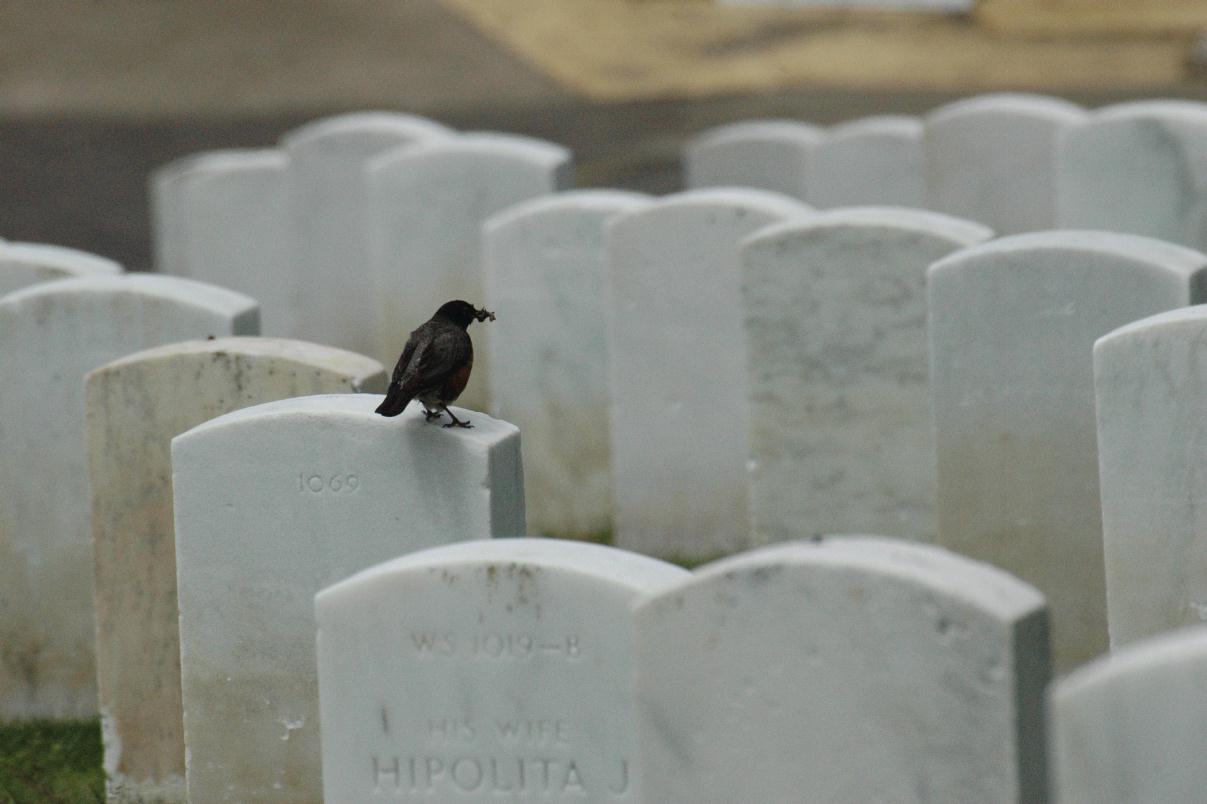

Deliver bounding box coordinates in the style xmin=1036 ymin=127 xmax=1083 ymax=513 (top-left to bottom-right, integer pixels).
xmin=475 ymin=307 xmax=497 ymax=322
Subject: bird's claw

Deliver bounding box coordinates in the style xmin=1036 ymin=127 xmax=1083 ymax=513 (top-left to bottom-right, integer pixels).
xmin=423 ymin=410 xmax=443 ymax=422
xmin=443 ymin=420 xmax=473 ymax=429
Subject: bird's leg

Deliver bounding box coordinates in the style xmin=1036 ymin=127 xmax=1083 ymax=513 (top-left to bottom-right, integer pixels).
xmin=421 ymin=405 xmax=443 ymax=423
xmin=441 ymin=406 xmax=473 ymax=429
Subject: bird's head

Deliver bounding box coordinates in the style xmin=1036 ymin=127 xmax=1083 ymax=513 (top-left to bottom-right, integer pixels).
xmin=435 ymin=299 xmax=496 ymax=328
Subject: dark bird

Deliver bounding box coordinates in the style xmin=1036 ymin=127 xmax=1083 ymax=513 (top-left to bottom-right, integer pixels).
xmin=375 ymin=300 xmax=496 ymax=428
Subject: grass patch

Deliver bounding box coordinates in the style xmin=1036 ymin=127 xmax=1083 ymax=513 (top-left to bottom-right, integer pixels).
xmin=0 ymin=719 xmax=103 ymax=803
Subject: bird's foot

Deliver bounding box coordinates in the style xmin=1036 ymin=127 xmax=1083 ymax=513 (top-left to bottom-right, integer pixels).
xmin=443 ymin=419 xmax=473 ymax=429
xmin=423 ymin=409 xmax=443 ymax=423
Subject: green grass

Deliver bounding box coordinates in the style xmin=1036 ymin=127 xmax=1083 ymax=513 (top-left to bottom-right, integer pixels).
xmin=0 ymin=720 xmax=103 ymax=804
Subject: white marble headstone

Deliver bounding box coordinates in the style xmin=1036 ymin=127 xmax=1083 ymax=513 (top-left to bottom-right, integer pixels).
xmin=315 ymin=539 xmax=688 ymax=802
xmin=483 ymin=190 xmax=652 ymax=538
xmin=281 ymin=112 xmax=453 ymax=358
xmin=925 ymin=94 xmax=1085 ymax=234
xmin=151 ymin=149 xmax=294 ymax=335
xmin=683 ymin=120 xmax=822 ymax=201
xmin=172 ymin=394 xmax=524 ymax=802
xmin=1051 ymin=625 xmax=1207 ymax=804
xmin=1058 ymin=100 xmax=1207 ymax=251
xmin=742 ymin=207 xmax=992 ymax=544
xmin=0 ymin=241 xmax=121 ymax=298
xmin=808 ymin=116 xmax=926 ymax=209
xmin=1094 ymin=306 xmax=1207 ymax=648
xmin=87 ymin=338 xmax=385 ymax=802
xmin=0 ymin=275 xmax=258 ymax=720
xmin=606 ymin=188 xmax=811 ymax=559
xmin=635 ymin=536 xmax=1050 ymax=803
xmin=929 ymin=231 xmax=1207 ymax=671
xmin=367 ymin=132 xmax=573 ymax=410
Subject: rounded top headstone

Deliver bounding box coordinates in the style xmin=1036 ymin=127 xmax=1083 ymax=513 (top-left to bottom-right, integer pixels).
xmin=745 ymin=205 xmax=992 ymax=248
xmin=280 ymin=111 xmax=453 ymax=151
xmin=688 ymin=119 xmax=824 ymax=148
xmin=826 ymin=115 xmax=922 ymax=141
xmin=927 ymin=93 xmax=1086 ymax=125
xmin=0 ymin=241 xmax=122 ymax=279
xmin=0 ymin=273 xmax=258 ymax=319
xmin=369 ymin=131 xmax=573 ymax=175
xmin=484 ymin=189 xmax=652 ymax=234
xmin=685 ymin=536 xmax=1047 ymax=620
xmin=930 ymin=230 xmax=1207 ymax=281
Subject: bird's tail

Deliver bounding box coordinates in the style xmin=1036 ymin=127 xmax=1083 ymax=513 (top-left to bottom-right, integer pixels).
xmin=375 ymin=384 xmax=412 ymax=417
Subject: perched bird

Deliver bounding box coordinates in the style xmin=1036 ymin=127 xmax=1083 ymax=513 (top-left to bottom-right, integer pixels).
xmin=375 ymin=299 xmax=495 ymax=428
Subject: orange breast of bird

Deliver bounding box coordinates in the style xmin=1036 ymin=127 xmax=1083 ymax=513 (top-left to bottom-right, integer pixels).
xmin=441 ymin=356 xmax=473 ymax=403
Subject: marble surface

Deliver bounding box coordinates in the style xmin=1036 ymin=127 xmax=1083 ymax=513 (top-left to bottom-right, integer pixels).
xmin=925 ymin=93 xmax=1085 ymax=234
xmin=315 ymin=538 xmax=687 ymax=801
xmin=172 ymin=394 xmax=524 ymax=802
xmin=634 ymin=536 xmax=1049 ymax=803
xmin=929 ymin=231 xmax=1207 ymax=671
xmin=367 ymin=132 xmax=573 ymax=409
xmin=86 ymin=337 xmax=384 ymax=802
xmin=0 ymin=274 xmax=258 ymax=720
xmin=483 ymin=190 xmax=651 ymax=538
xmin=742 ymin=206 xmax=991 ymax=544
xmin=606 ymin=188 xmax=811 ymax=559
xmin=684 ymin=120 xmax=822 ymax=201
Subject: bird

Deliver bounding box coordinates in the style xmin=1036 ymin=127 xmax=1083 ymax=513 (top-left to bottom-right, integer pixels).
xmin=375 ymin=299 xmax=495 ymax=428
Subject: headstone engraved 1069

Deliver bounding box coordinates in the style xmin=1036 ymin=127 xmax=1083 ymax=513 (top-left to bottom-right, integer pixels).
xmin=0 ymin=274 xmax=258 ymax=720
xmin=87 ymin=337 xmax=385 ymax=802
xmin=172 ymin=395 xmax=524 ymax=802
xmin=316 ymin=539 xmax=688 ymax=801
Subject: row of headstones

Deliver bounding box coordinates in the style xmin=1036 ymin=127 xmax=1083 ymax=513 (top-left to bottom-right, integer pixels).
xmin=34 ymin=171 xmax=1207 ymax=682
xmin=151 ymin=112 xmax=572 ymax=408
xmin=685 ymin=95 xmax=1207 ymax=247
xmin=485 ymin=186 xmax=1207 ymax=680
xmin=7 ymin=236 xmax=1207 ymax=796
xmin=314 ymin=537 xmax=1207 ymax=804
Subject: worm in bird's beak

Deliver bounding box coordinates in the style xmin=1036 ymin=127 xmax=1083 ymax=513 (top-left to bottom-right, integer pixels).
xmin=475 ymin=307 xmax=497 ymax=322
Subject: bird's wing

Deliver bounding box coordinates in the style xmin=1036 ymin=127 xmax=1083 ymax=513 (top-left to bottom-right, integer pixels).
xmin=399 ymin=324 xmax=471 ymax=395
xmin=389 ymin=329 xmax=421 ymax=388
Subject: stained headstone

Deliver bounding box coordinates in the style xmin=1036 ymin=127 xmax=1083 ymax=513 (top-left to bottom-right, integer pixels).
xmin=929 ymin=231 xmax=1207 ymax=671
xmin=1051 ymin=625 xmax=1207 ymax=803
xmin=635 ymin=536 xmax=1050 ymax=803
xmin=0 ymin=241 xmax=121 ymax=298
xmin=1058 ymin=100 xmax=1207 ymax=251
xmin=742 ymin=207 xmax=992 ymax=544
xmin=86 ymin=338 xmax=386 ymax=802
xmin=925 ymin=94 xmax=1085 ymax=234
xmin=0 ymin=275 xmax=258 ymax=720
xmin=315 ymin=538 xmax=687 ymax=802
xmin=151 ymin=150 xmax=294 ymax=335
xmin=282 ymin=112 xmax=453 ymax=358
xmin=173 ymin=394 xmax=524 ymax=802
xmin=1094 ymin=306 xmax=1207 ymax=648
xmin=808 ymin=116 xmax=926 ymax=209
xmin=607 ymin=188 xmax=811 ymax=559
xmin=483 ymin=190 xmax=652 ymax=538
xmin=683 ymin=120 xmax=822 ymax=201
xmin=367 ymin=132 xmax=573 ymax=409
